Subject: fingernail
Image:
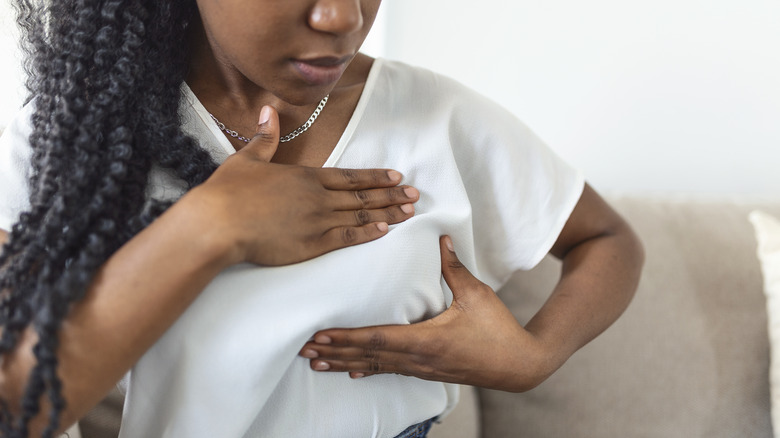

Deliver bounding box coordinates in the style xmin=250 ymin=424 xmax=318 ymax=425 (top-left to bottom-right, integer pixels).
xmin=387 ymin=170 xmax=402 ymax=182
xmin=445 ymin=236 xmax=454 ymax=252
xmin=376 ymin=222 xmax=389 ymax=232
xmin=351 ymin=372 xmax=365 ymax=379
xmin=315 ymin=334 xmax=332 ymax=344
xmin=301 ymin=349 xmax=318 ymax=358
xmin=313 ymin=361 xmax=330 ymax=371
xmin=258 ymin=106 xmax=272 ymax=125
xmin=404 ymin=187 xmax=419 ymax=199
xmin=400 ymin=203 xmax=414 ymax=214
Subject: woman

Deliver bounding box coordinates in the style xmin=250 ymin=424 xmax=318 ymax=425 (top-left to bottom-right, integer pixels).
xmin=0 ymin=1 xmax=643 ymax=437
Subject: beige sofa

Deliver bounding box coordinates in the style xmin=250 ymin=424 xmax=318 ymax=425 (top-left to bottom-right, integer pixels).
xmin=75 ymin=196 xmax=780 ymax=438
xmin=429 ymin=196 xmax=779 ymax=438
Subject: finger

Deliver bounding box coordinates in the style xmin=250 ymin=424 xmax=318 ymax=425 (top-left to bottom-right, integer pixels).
xmin=307 ymin=357 xmax=407 ymax=375
xmin=300 ymin=344 xmax=390 ymax=362
xmin=308 ymin=324 xmax=415 ymax=352
xmin=333 ymin=203 xmax=415 ymax=227
xmin=330 ymin=186 xmax=419 ymax=211
xmin=439 ymin=236 xmax=488 ymax=300
xmin=317 ymin=222 xmax=391 ymax=252
xmin=301 ymin=343 xmax=421 ymax=375
xmin=299 ymin=342 xmax=434 ymax=377
xmin=307 ymin=354 xmax=444 ymax=381
xmin=240 ymin=105 xmax=280 ymax=162
xmin=317 ymin=167 xmax=404 ymax=190
xmin=299 ymin=344 xmax=397 ymax=378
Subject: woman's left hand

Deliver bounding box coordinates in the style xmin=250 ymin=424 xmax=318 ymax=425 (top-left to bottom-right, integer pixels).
xmin=298 ymin=236 xmax=556 ymax=392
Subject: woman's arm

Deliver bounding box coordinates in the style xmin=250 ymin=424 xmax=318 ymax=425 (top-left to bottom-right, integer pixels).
xmin=0 ymin=106 xmax=420 ymax=435
xmin=0 ymin=199 xmax=240 ymax=434
xmin=523 ymin=184 xmax=643 ymax=378
xmin=298 ymin=184 xmax=644 ymax=391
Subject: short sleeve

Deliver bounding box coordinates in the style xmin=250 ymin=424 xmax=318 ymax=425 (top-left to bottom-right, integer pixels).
xmin=0 ymin=102 xmax=35 ymax=232
xmin=448 ymin=85 xmax=584 ymax=289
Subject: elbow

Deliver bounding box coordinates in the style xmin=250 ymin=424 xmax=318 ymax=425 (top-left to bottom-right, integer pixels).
xmin=0 ymin=328 xmax=40 ymax=420
xmin=0 ymin=359 xmax=26 ymax=421
xmin=622 ymin=220 xmax=645 ymax=293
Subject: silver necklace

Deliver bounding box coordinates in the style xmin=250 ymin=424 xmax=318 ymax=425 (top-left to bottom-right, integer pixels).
xmin=209 ymin=95 xmax=329 ymax=144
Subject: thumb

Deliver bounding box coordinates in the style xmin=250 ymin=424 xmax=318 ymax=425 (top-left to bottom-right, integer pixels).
xmin=242 ymin=105 xmax=280 ymax=162
xmin=439 ymin=235 xmax=483 ymax=301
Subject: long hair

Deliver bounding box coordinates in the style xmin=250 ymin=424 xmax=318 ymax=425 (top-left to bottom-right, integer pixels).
xmin=0 ymin=1 xmax=218 ymax=435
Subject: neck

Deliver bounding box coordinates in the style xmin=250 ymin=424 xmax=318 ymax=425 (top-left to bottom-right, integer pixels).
xmin=185 ymin=19 xmax=281 ymax=110
xmin=182 ymin=16 xmax=374 ymax=159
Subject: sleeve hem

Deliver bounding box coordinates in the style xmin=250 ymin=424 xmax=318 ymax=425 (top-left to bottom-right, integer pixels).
xmin=519 ymin=170 xmax=586 ymax=270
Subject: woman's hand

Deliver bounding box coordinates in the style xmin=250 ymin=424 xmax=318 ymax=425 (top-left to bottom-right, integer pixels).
xmin=298 ymin=185 xmax=643 ymax=393
xmin=298 ymin=236 xmax=556 ymax=392
xmin=180 ymin=105 xmax=419 ymax=267
xmin=0 ymin=105 xmax=420 ymax=436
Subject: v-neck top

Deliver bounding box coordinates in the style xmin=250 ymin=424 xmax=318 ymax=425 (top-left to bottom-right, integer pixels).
xmin=0 ymin=59 xmax=583 ymax=438
xmin=179 ymin=58 xmax=381 ymax=168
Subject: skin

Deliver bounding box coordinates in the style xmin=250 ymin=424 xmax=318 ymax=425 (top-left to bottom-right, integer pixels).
xmin=200 ymin=0 xmax=644 ymax=394
xmin=0 ymin=0 xmax=418 ymax=434
xmin=0 ymin=0 xmax=644 ymax=434
xmin=187 ymin=0 xmax=382 ymax=167
xmin=299 ymin=185 xmax=644 ymax=391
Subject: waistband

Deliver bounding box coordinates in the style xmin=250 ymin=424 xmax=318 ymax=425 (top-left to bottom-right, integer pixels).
xmin=392 ymin=417 xmax=438 ymax=438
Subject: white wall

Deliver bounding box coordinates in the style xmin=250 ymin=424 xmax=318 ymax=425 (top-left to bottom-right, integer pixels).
xmin=372 ymin=0 xmax=780 ymax=199
xmin=2 ymin=2 xmax=778 ymax=198
xmin=0 ymin=2 xmax=25 ymax=127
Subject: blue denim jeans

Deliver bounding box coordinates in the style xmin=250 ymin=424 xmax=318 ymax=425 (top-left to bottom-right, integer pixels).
xmin=392 ymin=417 xmax=437 ymax=438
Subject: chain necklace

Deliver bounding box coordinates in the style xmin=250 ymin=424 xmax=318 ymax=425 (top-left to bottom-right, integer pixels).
xmin=209 ymin=95 xmax=329 ymax=144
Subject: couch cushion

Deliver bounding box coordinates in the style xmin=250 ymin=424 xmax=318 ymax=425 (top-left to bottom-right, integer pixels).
xmin=428 ymin=385 xmax=480 ymax=438
xmin=479 ymin=197 xmax=779 ymax=438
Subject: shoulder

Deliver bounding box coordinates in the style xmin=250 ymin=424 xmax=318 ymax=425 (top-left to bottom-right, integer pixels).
xmin=375 ymin=59 xmax=489 ymax=106
xmin=0 ymin=100 xmax=37 ymax=183
xmin=372 ymin=59 xmax=549 ymax=163
xmin=373 ymin=59 xmax=529 ymax=134
xmin=0 ymin=100 xmax=37 ymax=231
xmin=1 ymin=99 xmax=36 ymax=149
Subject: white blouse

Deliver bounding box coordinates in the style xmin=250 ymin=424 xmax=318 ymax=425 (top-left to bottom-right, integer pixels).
xmin=0 ymin=58 xmax=583 ymax=438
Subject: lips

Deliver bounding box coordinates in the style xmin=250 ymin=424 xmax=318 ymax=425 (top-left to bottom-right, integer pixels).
xmin=291 ymin=55 xmax=352 ymax=86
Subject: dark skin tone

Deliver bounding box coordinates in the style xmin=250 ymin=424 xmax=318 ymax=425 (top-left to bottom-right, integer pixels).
xmin=186 ymin=0 xmax=380 ymax=167
xmin=0 ymin=0 xmax=644 ymax=434
xmin=187 ymin=0 xmax=643 ymax=395
xmin=0 ymin=1 xmax=415 ymax=434
xmin=0 ymin=115 xmax=420 ymax=436
xmin=299 ymin=186 xmax=644 ymax=391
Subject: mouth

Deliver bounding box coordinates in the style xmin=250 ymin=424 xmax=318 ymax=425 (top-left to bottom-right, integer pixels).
xmin=291 ymin=55 xmax=353 ymax=86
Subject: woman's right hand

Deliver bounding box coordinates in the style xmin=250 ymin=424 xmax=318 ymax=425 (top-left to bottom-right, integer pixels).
xmin=0 ymin=105 xmax=419 ymax=436
xmin=180 ymin=105 xmax=419 ymax=267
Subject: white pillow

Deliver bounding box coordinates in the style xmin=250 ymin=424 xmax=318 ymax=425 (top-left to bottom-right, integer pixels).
xmin=750 ymin=210 xmax=780 ymax=437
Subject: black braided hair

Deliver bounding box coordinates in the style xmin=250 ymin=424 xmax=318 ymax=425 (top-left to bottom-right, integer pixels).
xmin=0 ymin=1 xmax=218 ymax=435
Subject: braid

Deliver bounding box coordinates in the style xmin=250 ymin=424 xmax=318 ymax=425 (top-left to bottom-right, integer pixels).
xmin=0 ymin=1 xmax=216 ymax=436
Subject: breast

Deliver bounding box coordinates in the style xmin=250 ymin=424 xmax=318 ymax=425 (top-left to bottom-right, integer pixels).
xmin=122 ymin=210 xmax=469 ymax=437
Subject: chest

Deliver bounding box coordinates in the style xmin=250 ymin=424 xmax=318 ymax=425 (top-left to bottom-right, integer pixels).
xmin=164 ymin=132 xmax=478 ymax=344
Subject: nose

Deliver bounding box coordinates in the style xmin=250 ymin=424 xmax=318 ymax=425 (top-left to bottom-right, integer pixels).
xmin=309 ymin=0 xmax=364 ymax=35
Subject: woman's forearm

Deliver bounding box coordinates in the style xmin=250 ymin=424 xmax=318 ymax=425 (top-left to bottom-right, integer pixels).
xmin=296 ymin=185 xmax=643 ymax=393
xmin=0 ymin=195 xmax=235 ymax=434
xmin=524 ymin=218 xmax=644 ymax=377
xmin=0 ymin=112 xmax=420 ymax=435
